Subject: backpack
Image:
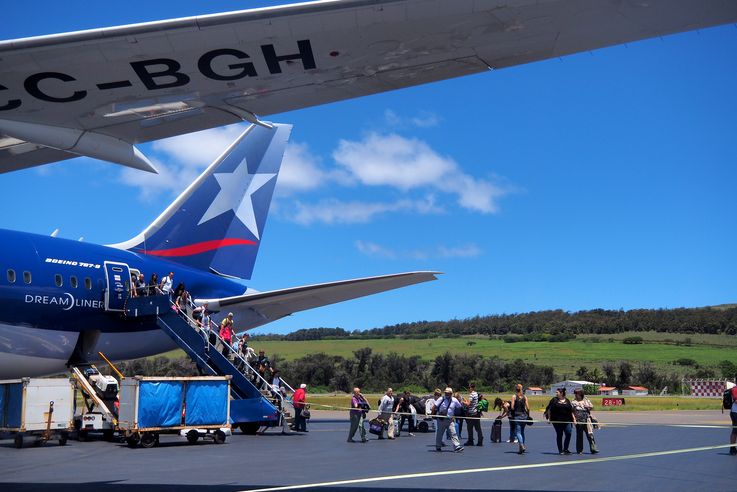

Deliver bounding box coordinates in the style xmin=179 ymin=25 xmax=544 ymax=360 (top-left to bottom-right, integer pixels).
xmin=723 ymin=387 xmax=737 ymax=410
xmin=477 ymin=398 xmax=489 ymax=413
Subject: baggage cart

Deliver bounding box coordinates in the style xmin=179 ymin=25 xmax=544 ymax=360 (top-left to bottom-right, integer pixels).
xmin=117 ymin=375 xmax=231 ymax=448
xmin=0 ymin=378 xmax=74 ymax=448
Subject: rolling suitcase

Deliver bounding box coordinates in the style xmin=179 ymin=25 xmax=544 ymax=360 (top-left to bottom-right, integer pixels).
xmin=491 ymin=418 xmax=503 ymax=443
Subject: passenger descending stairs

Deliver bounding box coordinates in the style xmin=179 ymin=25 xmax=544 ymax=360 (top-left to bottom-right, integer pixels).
xmin=124 ymin=295 xmax=283 ymax=433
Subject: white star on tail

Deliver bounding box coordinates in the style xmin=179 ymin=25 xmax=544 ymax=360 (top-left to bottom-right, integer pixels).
xmin=197 ymin=159 xmax=276 ymax=240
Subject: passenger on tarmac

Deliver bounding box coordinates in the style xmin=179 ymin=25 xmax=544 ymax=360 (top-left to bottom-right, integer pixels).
xmin=292 ymin=383 xmax=308 ymax=432
xmin=494 ymin=397 xmax=517 ymax=444
xmin=433 ymin=387 xmax=463 ymax=452
xmin=394 ymin=390 xmax=415 ymax=437
xmin=347 ymin=387 xmax=369 ymax=443
xmin=454 ymin=391 xmax=466 ymax=439
xmin=378 ymin=388 xmax=396 ymax=440
xmin=219 ymin=312 xmax=235 ymax=357
xmin=159 ymin=271 xmax=174 ymax=294
xmin=572 ymin=388 xmax=599 ymax=454
xmin=511 ymin=384 xmax=531 ymax=454
xmin=545 ymin=387 xmax=575 ymax=455
xmin=730 ymin=385 xmax=737 ymax=455
xmin=464 ymin=382 xmax=483 ymax=446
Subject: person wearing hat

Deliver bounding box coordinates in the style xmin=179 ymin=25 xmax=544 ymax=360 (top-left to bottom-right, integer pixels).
xmin=292 ymin=383 xmax=308 ymax=432
xmin=433 ymin=387 xmax=463 ymax=452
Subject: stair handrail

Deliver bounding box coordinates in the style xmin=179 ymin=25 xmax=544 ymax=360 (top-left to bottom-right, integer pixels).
xmin=170 ymin=294 xmax=288 ymax=410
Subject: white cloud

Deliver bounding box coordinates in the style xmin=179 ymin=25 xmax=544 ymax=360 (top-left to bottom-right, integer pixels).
xmin=355 ymin=240 xmax=482 ymax=260
xmin=276 ymin=142 xmax=351 ymax=196
xmin=355 ymin=240 xmax=397 ymax=259
xmin=384 ymin=109 xmax=441 ymax=128
xmin=287 ymin=196 xmax=442 ymax=225
xmin=333 ymin=132 xmax=506 ymax=213
xmin=121 ymin=125 xmax=245 ymax=200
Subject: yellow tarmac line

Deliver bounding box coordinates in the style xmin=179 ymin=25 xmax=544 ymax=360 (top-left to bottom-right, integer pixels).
xmin=242 ymin=443 xmax=733 ymax=492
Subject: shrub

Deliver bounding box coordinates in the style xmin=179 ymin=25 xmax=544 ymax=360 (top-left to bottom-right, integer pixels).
xmin=622 ymin=336 xmax=644 ymax=344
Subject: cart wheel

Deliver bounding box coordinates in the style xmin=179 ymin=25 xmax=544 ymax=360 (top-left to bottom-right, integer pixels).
xmin=77 ymin=430 xmax=88 ymax=442
xmin=213 ymin=430 xmax=226 ymax=445
xmin=14 ymin=434 xmax=23 ymax=449
xmin=239 ymin=422 xmax=259 ymax=435
xmin=140 ymin=432 xmax=156 ymax=449
xmin=418 ymin=421 xmax=429 ymax=433
xmin=103 ymin=429 xmax=114 ymax=442
xmin=186 ymin=430 xmax=199 ymax=444
xmin=126 ymin=434 xmax=140 ymax=448
xmin=59 ymin=432 xmax=68 ymax=446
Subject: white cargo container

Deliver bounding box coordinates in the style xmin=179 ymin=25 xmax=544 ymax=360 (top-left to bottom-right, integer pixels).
xmin=0 ymin=377 xmax=75 ymax=448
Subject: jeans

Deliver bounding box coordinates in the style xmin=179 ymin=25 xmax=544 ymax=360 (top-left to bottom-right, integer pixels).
xmin=514 ymin=419 xmax=527 ymax=445
xmin=509 ymin=418 xmax=517 ymax=441
xmin=348 ymin=412 xmax=366 ymax=441
xmin=575 ymin=422 xmax=597 ymax=453
xmin=553 ymin=422 xmax=572 ymax=452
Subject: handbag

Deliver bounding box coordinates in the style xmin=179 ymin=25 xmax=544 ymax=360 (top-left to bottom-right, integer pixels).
xmin=301 ymin=407 xmax=311 ymax=420
xmin=368 ymin=418 xmax=385 ymax=435
xmin=525 ymin=414 xmax=534 ymax=426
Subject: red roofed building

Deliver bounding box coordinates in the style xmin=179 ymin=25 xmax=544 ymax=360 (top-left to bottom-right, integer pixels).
xmin=525 ymin=387 xmax=544 ymax=396
xmin=622 ymin=386 xmax=649 ymax=396
xmin=598 ymin=386 xmax=619 ymax=396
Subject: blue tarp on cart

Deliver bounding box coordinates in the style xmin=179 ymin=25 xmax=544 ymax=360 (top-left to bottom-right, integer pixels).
xmin=185 ymin=380 xmax=229 ymax=426
xmin=0 ymin=383 xmax=23 ymax=429
xmin=138 ymin=381 xmax=183 ymax=428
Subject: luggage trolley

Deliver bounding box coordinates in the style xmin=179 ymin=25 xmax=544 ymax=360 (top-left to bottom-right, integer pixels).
xmin=0 ymin=378 xmax=74 ymax=448
xmin=117 ymin=375 xmax=232 ymax=448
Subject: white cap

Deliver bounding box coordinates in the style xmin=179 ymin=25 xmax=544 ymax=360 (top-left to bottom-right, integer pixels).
xmin=444 ymin=387 xmax=453 ymax=394
xmin=300 ymin=383 xmax=307 ymax=389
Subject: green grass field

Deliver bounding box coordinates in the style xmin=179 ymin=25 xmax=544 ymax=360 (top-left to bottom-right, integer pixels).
xmin=242 ymin=333 xmax=736 ymax=376
xmin=159 ymin=331 xmax=736 ymax=376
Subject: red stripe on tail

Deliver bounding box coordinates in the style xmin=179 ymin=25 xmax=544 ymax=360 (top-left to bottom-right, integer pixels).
xmin=142 ymin=238 xmax=257 ymax=257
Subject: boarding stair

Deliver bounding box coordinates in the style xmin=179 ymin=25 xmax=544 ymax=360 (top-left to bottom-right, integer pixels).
xmin=124 ymin=294 xmax=292 ymax=433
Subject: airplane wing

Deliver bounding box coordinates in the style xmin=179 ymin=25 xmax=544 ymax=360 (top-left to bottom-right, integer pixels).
xmin=196 ymin=271 xmax=440 ymax=330
xmin=1 ymin=0 xmax=736 ymax=172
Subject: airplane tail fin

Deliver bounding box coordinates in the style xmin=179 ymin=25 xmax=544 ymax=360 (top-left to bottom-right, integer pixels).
xmin=110 ymin=123 xmax=291 ymax=280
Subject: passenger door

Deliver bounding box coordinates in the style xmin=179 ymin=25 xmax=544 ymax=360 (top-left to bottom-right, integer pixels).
xmin=103 ymin=261 xmax=130 ymax=311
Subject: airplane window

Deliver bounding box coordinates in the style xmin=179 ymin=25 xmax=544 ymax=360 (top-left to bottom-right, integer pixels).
xmin=112 ymin=267 xmax=123 ymax=272
xmin=23 ymin=271 xmax=32 ymax=284
xmin=70 ymin=276 xmax=78 ymax=288
xmin=55 ymin=274 xmax=63 ymax=287
xmin=85 ymin=277 xmax=92 ymax=290
xmin=6 ymin=269 xmax=15 ymax=283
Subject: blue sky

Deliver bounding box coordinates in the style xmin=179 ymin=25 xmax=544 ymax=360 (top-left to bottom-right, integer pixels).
xmin=2 ymin=2 xmax=736 ymax=334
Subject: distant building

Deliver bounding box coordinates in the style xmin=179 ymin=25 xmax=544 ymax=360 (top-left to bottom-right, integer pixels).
xmin=525 ymin=387 xmax=544 ymax=396
xmin=548 ymin=380 xmax=596 ymax=396
xmin=621 ymin=386 xmax=649 ymax=396
xmin=598 ymin=386 xmax=619 ymax=396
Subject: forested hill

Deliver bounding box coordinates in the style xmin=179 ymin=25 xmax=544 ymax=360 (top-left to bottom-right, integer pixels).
xmin=258 ymin=306 xmax=737 ymax=340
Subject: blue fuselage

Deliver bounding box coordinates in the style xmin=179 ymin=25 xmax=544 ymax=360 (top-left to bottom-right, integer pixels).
xmin=0 ymin=228 xmax=246 ymax=378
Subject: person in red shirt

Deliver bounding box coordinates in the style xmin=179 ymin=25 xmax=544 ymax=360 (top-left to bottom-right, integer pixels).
xmin=292 ymin=383 xmax=308 ymax=432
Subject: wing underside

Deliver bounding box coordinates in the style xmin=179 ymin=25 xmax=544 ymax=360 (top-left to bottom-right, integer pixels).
xmin=1 ymin=0 xmax=736 ymax=172
xmin=196 ymin=271 xmax=440 ymax=330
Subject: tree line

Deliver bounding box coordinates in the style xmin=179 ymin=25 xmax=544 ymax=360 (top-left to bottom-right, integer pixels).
xmin=254 ymin=306 xmax=737 ymax=340
xmin=102 ymin=348 xmax=737 ymax=395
